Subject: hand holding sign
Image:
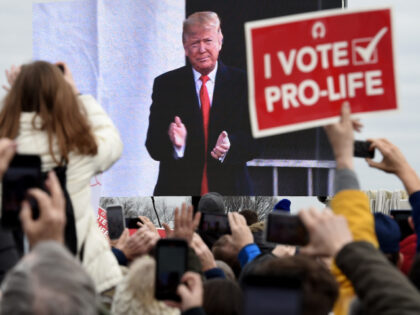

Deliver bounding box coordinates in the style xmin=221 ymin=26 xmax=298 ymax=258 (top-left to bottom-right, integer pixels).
xmin=324 ymin=102 xmax=354 ymax=170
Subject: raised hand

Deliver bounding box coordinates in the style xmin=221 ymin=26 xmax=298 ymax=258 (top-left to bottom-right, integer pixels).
xmin=299 ymin=207 xmax=353 ymax=258
xmin=191 ymin=233 xmax=217 ymax=271
xmin=55 ymin=62 xmax=79 ymax=94
xmin=366 ymin=138 xmax=410 ymax=175
xmin=211 ymin=131 xmax=230 ymax=160
xmin=171 ymin=203 xmax=201 ymax=244
xmin=162 ymin=203 xmax=201 ymax=243
xmin=168 ymin=116 xmax=187 ymax=149
xmin=228 ymin=212 xmax=253 ymax=251
xmin=137 ymin=215 xmax=159 ymax=235
xmin=323 ymin=102 xmax=355 ymax=170
xmin=3 ymin=65 xmax=21 ymax=91
xmin=115 ymin=228 xmax=159 ymax=261
xmin=366 ymin=138 xmax=420 ymax=194
xmin=177 ymin=272 xmax=203 ymax=312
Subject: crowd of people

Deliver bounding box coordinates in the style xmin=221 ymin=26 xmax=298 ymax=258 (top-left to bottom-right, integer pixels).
xmin=1 ymin=10 xmax=420 ymax=315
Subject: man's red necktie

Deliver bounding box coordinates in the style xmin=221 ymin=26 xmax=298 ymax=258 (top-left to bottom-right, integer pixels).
xmin=200 ymin=75 xmax=210 ymax=195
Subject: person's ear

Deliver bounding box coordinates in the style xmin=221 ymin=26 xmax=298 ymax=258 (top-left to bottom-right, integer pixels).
xmin=183 ymin=34 xmax=190 ymax=57
xmin=218 ymin=32 xmax=223 ymax=50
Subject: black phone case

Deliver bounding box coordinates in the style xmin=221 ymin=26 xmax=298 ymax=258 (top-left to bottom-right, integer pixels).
xmin=198 ymin=212 xmax=231 ymax=234
xmin=155 ymin=238 xmax=188 ymax=302
xmin=354 ymin=140 xmax=375 ymax=158
xmin=1 ymin=154 xmax=42 ymax=228
xmin=265 ymin=212 xmax=309 ymax=246
xmin=125 ymin=217 xmax=142 ymax=229
xmin=106 ymin=206 xmax=125 ymax=240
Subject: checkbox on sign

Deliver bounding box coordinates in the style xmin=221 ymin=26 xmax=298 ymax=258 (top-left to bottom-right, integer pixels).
xmin=352 ymin=27 xmax=388 ymax=65
xmin=352 ymin=37 xmax=379 ymax=65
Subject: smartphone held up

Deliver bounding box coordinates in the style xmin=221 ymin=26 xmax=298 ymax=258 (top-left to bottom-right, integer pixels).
xmin=198 ymin=212 xmax=231 ymax=237
xmin=354 ymin=140 xmax=375 ymax=159
xmin=155 ymin=238 xmax=188 ymax=302
xmin=265 ymin=212 xmax=309 ymax=246
xmin=106 ymin=205 xmax=125 ymax=240
xmin=242 ymin=273 xmax=303 ymax=315
xmin=1 ymin=154 xmax=43 ymax=229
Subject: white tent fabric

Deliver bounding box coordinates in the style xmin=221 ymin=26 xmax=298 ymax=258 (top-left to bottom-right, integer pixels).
xmin=365 ymin=190 xmax=409 ymax=214
xmin=33 ymin=0 xmax=185 ymax=201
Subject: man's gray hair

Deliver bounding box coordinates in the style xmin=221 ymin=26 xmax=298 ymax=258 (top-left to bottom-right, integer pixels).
xmin=182 ymin=11 xmax=222 ymax=43
xmin=0 ymin=241 xmax=97 ymax=315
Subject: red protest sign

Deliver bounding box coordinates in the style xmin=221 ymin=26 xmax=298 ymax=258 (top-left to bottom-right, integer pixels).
xmin=245 ymin=7 xmax=398 ymax=138
xmin=97 ymin=207 xmax=109 ymax=237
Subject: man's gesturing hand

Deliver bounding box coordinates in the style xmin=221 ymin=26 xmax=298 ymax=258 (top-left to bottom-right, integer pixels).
xmin=168 ymin=116 xmax=187 ymax=149
xmin=211 ymin=131 xmax=230 ymax=160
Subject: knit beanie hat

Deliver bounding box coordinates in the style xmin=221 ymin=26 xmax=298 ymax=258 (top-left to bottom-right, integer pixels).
xmin=374 ymin=213 xmax=401 ymax=254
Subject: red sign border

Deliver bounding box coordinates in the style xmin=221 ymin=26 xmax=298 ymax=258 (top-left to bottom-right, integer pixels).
xmin=245 ymin=6 xmax=399 ymax=138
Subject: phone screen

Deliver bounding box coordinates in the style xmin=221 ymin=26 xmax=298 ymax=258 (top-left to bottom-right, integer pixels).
xmin=199 ymin=212 xmax=231 ymax=236
xmin=265 ymin=212 xmax=309 ymax=246
xmin=390 ymin=210 xmax=413 ymax=241
xmin=242 ymin=274 xmax=302 ymax=315
xmin=354 ymin=140 xmax=375 ymax=158
xmin=125 ymin=217 xmax=142 ymax=229
xmin=155 ymin=239 xmax=188 ymax=301
xmin=1 ymin=154 xmax=42 ymax=228
xmin=106 ymin=206 xmax=125 ymax=240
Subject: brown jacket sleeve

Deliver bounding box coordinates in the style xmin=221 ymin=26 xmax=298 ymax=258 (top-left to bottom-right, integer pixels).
xmin=336 ymin=241 xmax=420 ymax=315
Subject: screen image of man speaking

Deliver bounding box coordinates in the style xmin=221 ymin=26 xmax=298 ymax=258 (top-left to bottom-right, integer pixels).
xmin=146 ymin=11 xmax=258 ymax=196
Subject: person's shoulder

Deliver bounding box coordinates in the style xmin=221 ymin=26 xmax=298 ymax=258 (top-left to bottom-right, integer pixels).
xmin=154 ymin=65 xmax=191 ymax=83
xmin=220 ymin=62 xmax=245 ymax=75
xmin=218 ymin=62 xmax=246 ymax=81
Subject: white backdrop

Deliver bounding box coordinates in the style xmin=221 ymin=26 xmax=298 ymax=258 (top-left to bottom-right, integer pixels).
xmin=32 ymin=0 xmax=185 ymax=197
